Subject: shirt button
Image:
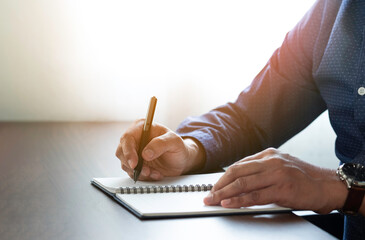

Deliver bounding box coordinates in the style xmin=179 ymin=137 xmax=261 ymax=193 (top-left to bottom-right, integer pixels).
xmin=358 ymin=87 xmax=365 ymax=96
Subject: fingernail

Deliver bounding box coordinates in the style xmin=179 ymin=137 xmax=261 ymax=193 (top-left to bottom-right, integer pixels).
xmin=144 ymin=149 xmax=154 ymax=159
xmin=128 ymin=160 xmax=133 ymax=168
xmin=205 ymin=192 xmax=213 ymax=204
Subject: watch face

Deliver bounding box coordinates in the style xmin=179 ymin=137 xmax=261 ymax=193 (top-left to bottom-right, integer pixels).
xmin=343 ymin=163 xmax=365 ymax=181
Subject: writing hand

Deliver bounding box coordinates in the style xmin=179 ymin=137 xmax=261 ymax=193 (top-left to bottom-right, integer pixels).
xmin=204 ymin=148 xmax=347 ymax=214
xmin=116 ymin=119 xmax=205 ymax=181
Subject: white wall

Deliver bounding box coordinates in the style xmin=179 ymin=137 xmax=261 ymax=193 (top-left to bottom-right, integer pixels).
xmin=0 ymin=0 xmax=315 ymax=123
xmin=0 ymin=0 xmax=340 ymax=168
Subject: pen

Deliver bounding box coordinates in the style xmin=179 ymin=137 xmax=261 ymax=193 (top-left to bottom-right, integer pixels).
xmin=134 ymin=96 xmax=157 ymax=183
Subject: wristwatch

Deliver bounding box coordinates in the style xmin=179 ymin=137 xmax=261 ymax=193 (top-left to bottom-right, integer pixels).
xmin=336 ymin=163 xmax=365 ymax=215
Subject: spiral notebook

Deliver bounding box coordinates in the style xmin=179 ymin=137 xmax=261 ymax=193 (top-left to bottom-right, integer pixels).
xmin=91 ymin=172 xmax=291 ymax=219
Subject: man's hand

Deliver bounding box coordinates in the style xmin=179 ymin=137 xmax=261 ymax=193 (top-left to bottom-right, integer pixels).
xmin=115 ymin=119 xmax=205 ymax=181
xmin=204 ymin=148 xmax=347 ymax=214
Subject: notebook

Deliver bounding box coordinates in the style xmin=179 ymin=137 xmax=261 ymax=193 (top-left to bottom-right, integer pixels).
xmin=91 ymin=172 xmax=291 ymax=219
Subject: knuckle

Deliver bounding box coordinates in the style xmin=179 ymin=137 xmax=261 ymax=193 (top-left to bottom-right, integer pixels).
xmin=281 ymin=152 xmax=291 ymax=159
xmin=269 ymin=156 xmax=285 ymax=166
xmin=213 ymin=190 xmax=225 ymax=202
xmin=116 ymin=148 xmax=127 ymax=163
xmin=156 ymin=136 xmax=168 ymax=146
xmin=120 ymin=132 xmax=131 ymax=145
xmin=115 ymin=148 xmax=121 ymax=158
xmin=209 ymin=191 xmax=220 ymax=203
xmin=234 ymin=177 xmax=247 ymax=190
xmin=211 ymin=192 xmax=218 ymax=201
xmin=226 ymin=165 xmax=239 ymax=178
xmin=252 ymin=159 xmax=263 ymax=168
xmin=265 ymin=147 xmax=278 ymax=155
xmin=135 ymin=118 xmax=145 ymax=125
xmin=168 ymin=131 xmax=180 ymax=142
xmin=121 ymin=164 xmax=130 ymax=173
xmin=115 ymin=144 xmax=121 ymax=157
xmin=123 ymin=152 xmax=132 ymax=160
xmin=226 ymin=166 xmax=234 ymax=176
xmin=156 ymin=123 xmax=169 ymax=135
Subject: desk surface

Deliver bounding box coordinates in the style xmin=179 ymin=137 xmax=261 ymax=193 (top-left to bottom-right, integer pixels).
xmin=0 ymin=122 xmax=336 ymax=240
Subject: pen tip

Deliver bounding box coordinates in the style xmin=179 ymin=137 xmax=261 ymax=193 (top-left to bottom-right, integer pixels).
xmin=133 ymin=171 xmax=138 ymax=183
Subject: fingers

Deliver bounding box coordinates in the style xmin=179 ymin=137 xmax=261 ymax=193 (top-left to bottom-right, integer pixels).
xmin=122 ymin=164 xmax=163 ymax=181
xmin=142 ymin=131 xmax=184 ymax=162
xmin=116 ymin=120 xmax=184 ymax=180
xmin=211 ymin=161 xmax=263 ymax=192
xmin=116 ymin=120 xmax=155 ymax=180
xmin=116 ymin=120 xmax=159 ymax=167
xmin=220 ymin=186 xmax=278 ymax=208
xmin=204 ymin=170 xmax=275 ymax=206
xmin=204 ymin=147 xmax=310 ymax=209
xmin=116 ymin=119 xmax=144 ymax=170
xmin=211 ymin=154 xmax=282 ymax=193
xmin=120 ymin=134 xmax=138 ymax=168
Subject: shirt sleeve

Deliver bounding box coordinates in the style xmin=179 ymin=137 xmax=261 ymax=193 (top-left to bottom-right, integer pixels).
xmin=176 ymin=0 xmax=334 ymax=172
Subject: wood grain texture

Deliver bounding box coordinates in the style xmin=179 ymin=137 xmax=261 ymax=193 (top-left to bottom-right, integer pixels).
xmin=0 ymin=122 xmax=335 ymax=240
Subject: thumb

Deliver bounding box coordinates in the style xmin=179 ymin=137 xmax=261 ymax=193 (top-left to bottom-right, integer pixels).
xmin=142 ymin=132 xmax=183 ymax=161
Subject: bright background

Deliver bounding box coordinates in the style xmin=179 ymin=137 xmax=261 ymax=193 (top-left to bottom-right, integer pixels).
xmin=0 ymin=0 xmax=339 ymax=168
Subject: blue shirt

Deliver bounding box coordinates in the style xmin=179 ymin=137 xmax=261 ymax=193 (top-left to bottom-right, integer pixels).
xmin=176 ymin=0 xmax=365 ymax=239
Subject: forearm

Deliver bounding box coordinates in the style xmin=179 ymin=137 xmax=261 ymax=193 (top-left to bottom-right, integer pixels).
xmin=177 ymin=0 xmax=331 ymax=173
xmin=176 ymin=18 xmax=328 ymax=172
xmin=177 ymin=105 xmax=266 ymax=172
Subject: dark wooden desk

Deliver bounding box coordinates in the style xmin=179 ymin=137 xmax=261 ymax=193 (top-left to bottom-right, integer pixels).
xmin=0 ymin=122 xmax=335 ymax=240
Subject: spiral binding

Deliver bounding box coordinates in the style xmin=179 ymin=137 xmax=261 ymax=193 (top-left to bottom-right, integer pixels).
xmin=117 ymin=184 xmax=213 ymax=194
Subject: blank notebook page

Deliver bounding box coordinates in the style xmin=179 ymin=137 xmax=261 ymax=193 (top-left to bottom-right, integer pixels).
xmin=93 ymin=172 xmax=288 ymax=218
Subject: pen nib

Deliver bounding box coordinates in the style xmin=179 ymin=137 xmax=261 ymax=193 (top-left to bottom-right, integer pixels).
xmin=133 ymin=171 xmax=138 ymax=183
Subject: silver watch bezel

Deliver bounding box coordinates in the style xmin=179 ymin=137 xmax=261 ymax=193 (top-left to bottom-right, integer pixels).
xmin=336 ymin=163 xmax=365 ymax=188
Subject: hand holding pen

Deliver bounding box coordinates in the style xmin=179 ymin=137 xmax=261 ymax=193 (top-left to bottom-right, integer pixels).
xmin=115 ymin=97 xmax=206 ymax=182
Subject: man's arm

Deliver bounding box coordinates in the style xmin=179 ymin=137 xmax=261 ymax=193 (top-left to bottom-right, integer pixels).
xmin=176 ymin=0 xmax=339 ymax=172
xmin=176 ymin=0 xmax=358 ymax=215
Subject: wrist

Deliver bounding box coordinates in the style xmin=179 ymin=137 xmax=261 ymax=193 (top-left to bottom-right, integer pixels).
xmin=336 ymin=163 xmax=365 ymax=215
xmin=330 ymin=169 xmax=348 ymax=211
xmin=317 ymin=169 xmax=348 ymax=214
xmin=182 ymin=137 xmax=206 ymax=174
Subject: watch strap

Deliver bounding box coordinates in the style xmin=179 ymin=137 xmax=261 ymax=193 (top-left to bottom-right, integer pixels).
xmin=342 ymin=185 xmax=365 ymax=215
